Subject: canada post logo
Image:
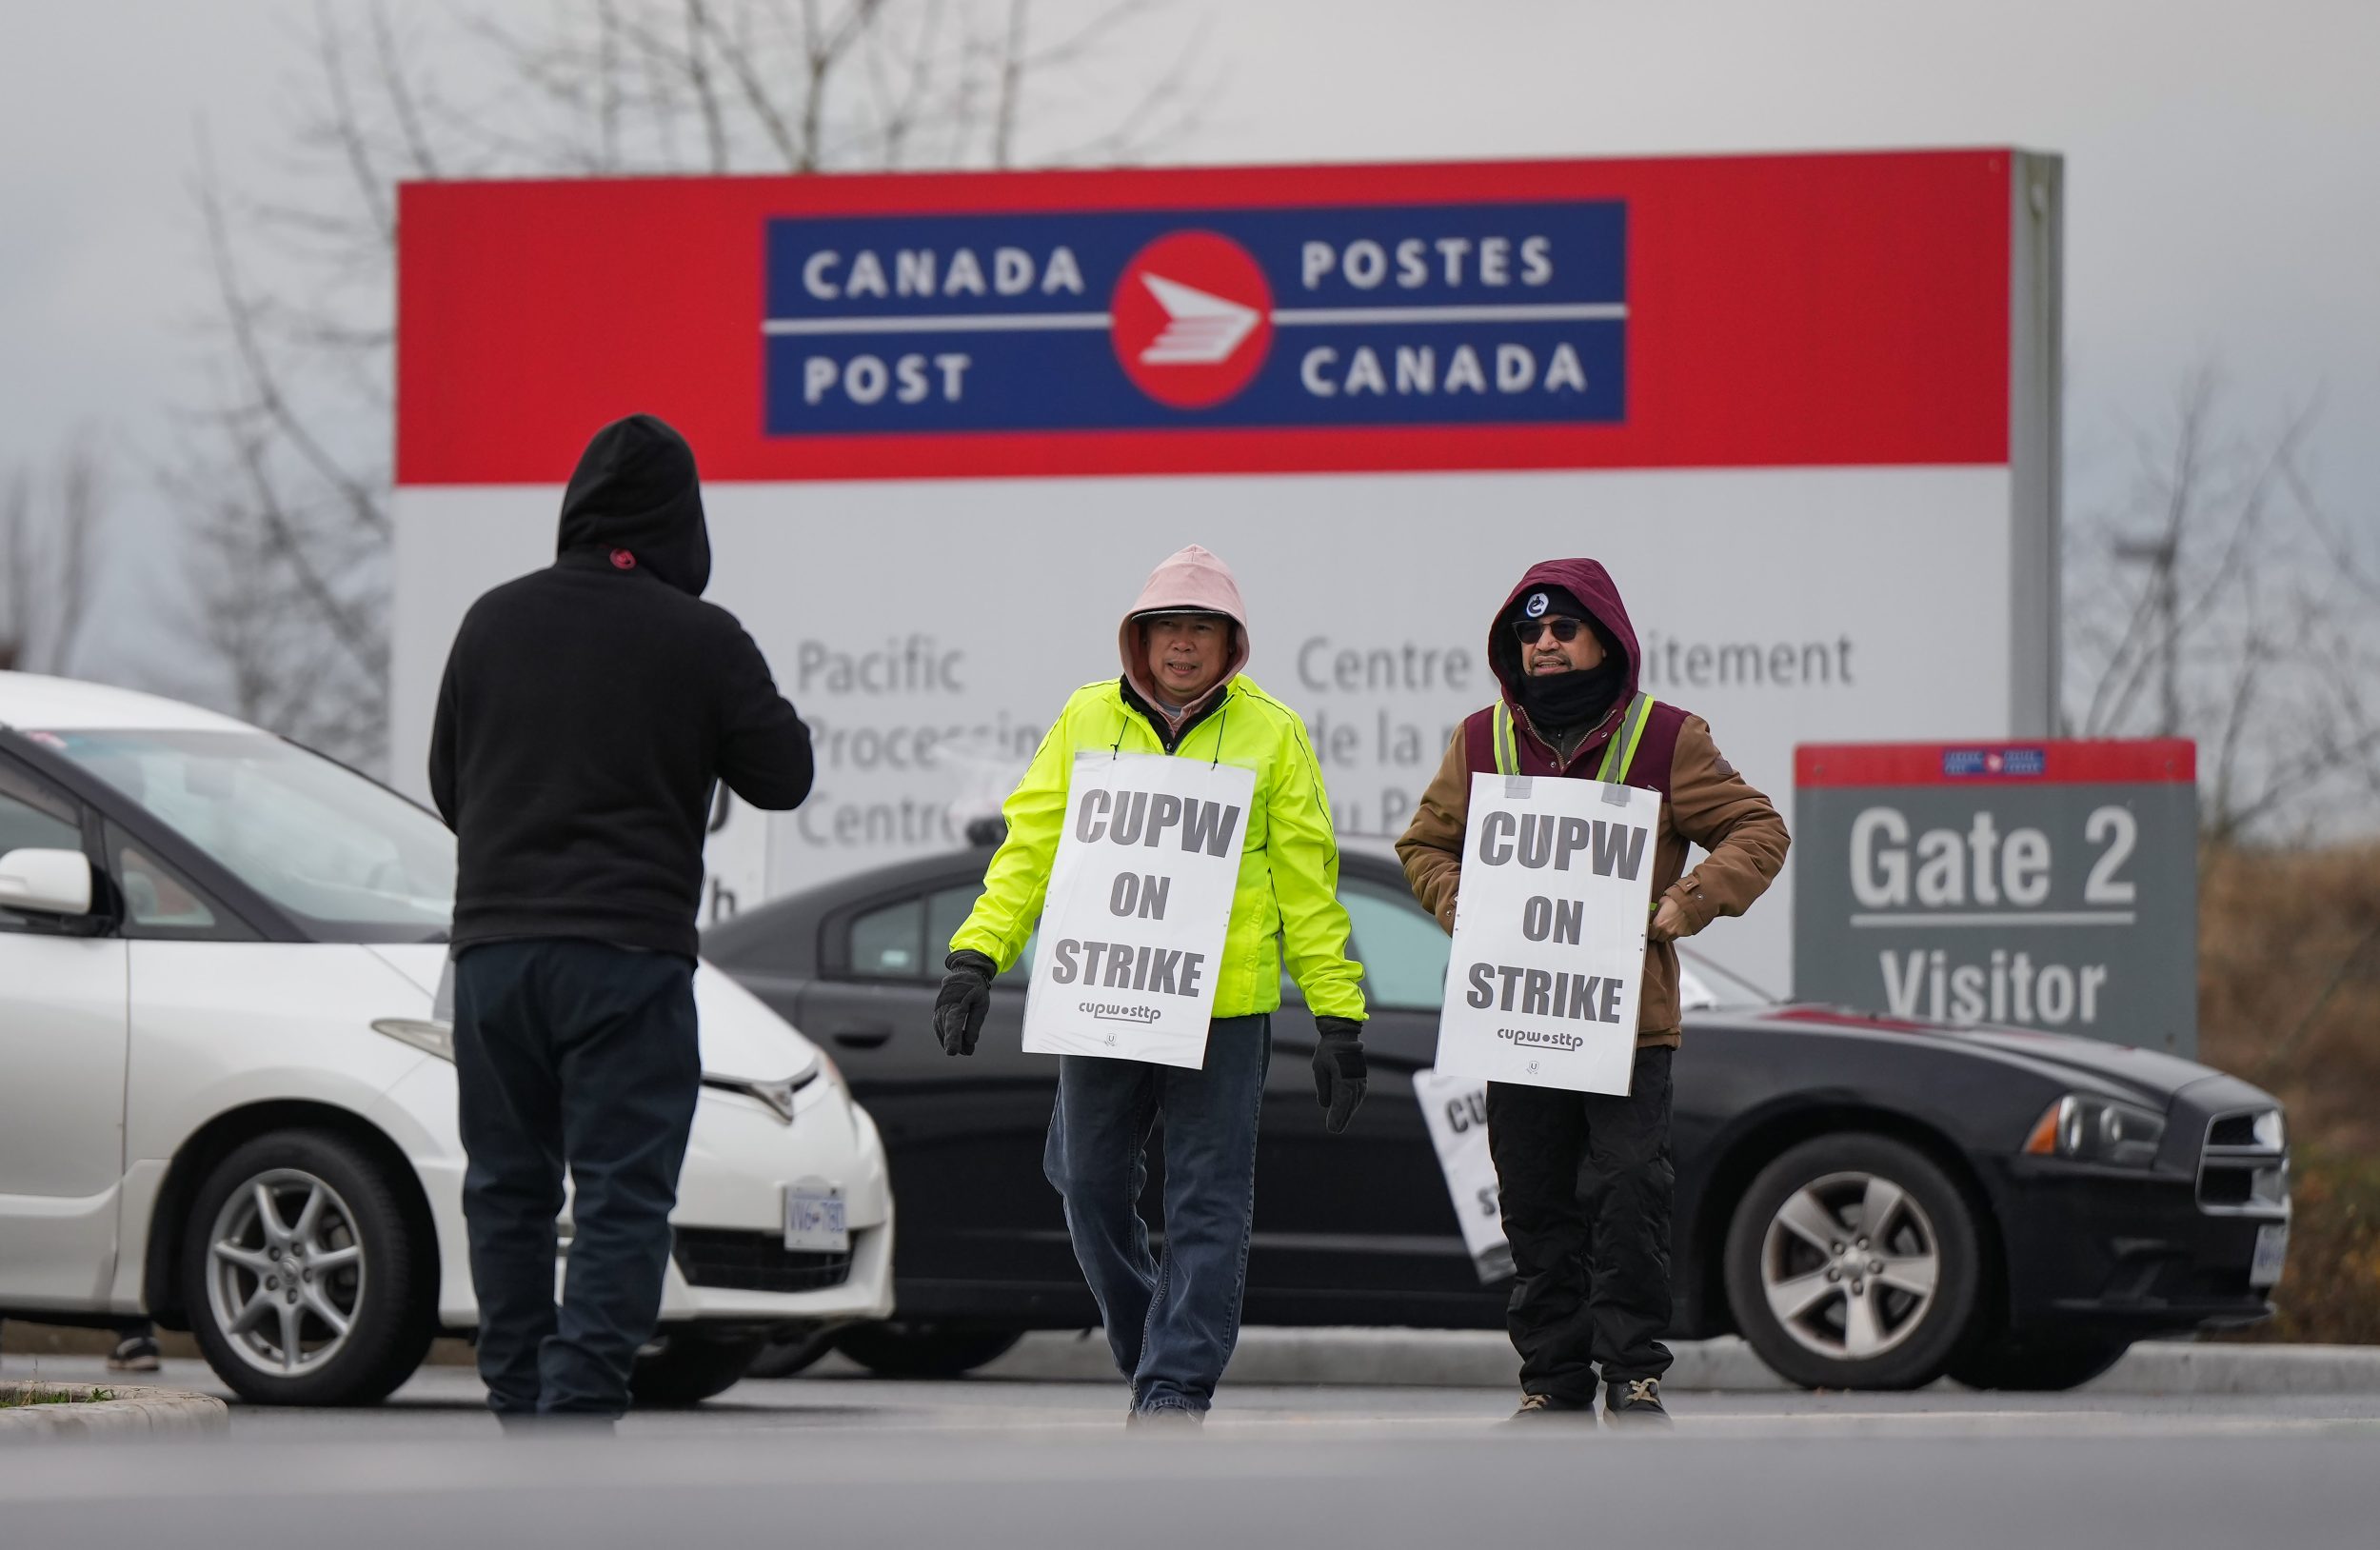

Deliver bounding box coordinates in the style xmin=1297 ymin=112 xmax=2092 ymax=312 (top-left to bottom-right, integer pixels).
xmin=1944 ymin=747 xmax=2048 ymax=778
xmin=763 ymin=201 xmax=1626 ymax=435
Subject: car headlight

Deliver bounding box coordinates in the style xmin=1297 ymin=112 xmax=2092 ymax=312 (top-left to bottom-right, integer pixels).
xmin=2023 ymin=1094 xmax=2165 ymax=1167
xmin=372 ymin=1018 xmax=455 ymax=1062
xmin=2252 ymin=1109 xmax=2286 ymax=1151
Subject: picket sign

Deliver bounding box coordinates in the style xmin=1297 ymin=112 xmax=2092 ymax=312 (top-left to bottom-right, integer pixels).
xmin=1411 ymin=1067 xmax=1514 ymax=1284
xmin=1432 ymin=772 xmax=1661 ymax=1095
xmin=1021 ymin=751 xmax=1256 ymax=1069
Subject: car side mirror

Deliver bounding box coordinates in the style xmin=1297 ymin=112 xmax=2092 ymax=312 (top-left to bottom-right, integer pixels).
xmin=0 ymin=847 xmax=95 ymax=918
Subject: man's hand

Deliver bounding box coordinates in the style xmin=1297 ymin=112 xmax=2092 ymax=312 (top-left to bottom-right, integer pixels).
xmin=933 ymin=949 xmax=997 ymax=1056
xmin=1649 ymin=897 xmax=1690 ymax=944
xmin=1311 ymin=1017 xmax=1368 ymax=1134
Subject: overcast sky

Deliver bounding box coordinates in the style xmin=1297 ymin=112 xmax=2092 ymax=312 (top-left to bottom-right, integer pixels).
xmin=5 ymin=0 xmax=2376 ymax=683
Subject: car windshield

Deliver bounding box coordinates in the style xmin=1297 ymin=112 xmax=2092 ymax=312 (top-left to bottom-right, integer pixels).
xmin=35 ymin=728 xmax=455 ymax=943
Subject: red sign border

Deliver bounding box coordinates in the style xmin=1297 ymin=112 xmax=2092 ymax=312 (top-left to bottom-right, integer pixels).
xmin=1795 ymin=740 xmax=2197 ymax=788
xmin=397 ymin=149 xmax=2017 ymax=486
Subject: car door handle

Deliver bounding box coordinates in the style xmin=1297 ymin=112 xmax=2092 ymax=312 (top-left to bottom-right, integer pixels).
xmin=832 ymin=1025 xmax=895 ymax=1049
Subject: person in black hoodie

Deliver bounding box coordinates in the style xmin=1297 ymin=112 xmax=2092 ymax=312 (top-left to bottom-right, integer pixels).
xmin=428 ymin=413 xmax=813 ymax=1424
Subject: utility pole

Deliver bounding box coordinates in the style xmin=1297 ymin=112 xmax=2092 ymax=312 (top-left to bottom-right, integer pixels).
xmin=2114 ymin=534 xmax=2181 ymax=736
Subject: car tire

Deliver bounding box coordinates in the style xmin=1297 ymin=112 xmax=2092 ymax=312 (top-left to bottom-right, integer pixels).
xmin=630 ymin=1329 xmax=769 ymax=1406
xmin=182 ymin=1129 xmax=434 ymax=1407
xmin=832 ymin=1321 xmax=1024 ymax=1379
xmin=1724 ymin=1133 xmax=1982 ymax=1391
xmin=744 ymin=1324 xmax=839 ymax=1380
xmin=1949 ymin=1333 xmax=2131 ymax=1392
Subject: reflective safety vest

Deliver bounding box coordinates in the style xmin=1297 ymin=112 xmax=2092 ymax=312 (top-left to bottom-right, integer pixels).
xmin=1490 ymin=690 xmax=1659 ymax=781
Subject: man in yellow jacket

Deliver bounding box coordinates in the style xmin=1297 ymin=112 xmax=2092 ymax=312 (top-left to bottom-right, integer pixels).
xmin=934 ymin=545 xmax=1368 ymax=1424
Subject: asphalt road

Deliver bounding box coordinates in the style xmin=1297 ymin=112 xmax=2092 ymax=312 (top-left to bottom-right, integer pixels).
xmin=7 ymin=1353 xmax=2380 ymax=1547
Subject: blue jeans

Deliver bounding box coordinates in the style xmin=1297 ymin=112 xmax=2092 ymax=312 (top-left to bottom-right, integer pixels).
xmin=453 ymin=940 xmax=701 ymax=1420
xmin=1042 ymin=1014 xmax=1271 ymax=1414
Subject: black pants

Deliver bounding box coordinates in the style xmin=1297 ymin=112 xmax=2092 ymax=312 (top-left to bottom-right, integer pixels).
xmin=1486 ymin=1044 xmax=1676 ymax=1400
xmin=453 ymin=939 xmax=700 ymax=1420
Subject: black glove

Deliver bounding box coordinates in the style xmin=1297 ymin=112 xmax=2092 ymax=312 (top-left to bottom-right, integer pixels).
xmin=1311 ymin=1016 xmax=1368 ymax=1135
xmin=934 ymin=949 xmax=996 ymax=1057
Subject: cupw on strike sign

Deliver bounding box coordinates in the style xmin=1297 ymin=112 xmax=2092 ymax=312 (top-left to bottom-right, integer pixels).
xmin=1434 ymin=774 xmax=1661 ymax=1095
xmin=1021 ymin=753 xmax=1257 ymax=1069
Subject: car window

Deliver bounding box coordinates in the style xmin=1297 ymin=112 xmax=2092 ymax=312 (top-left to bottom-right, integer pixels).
xmin=34 ymin=728 xmax=452 ymax=943
xmin=845 ymin=881 xmax=1035 ymax=985
xmin=0 ymin=758 xmax=85 ymax=934
xmin=849 ymin=896 xmax=925 ymax=978
xmin=106 ymin=821 xmax=255 ymax=942
xmin=0 ymin=758 xmax=80 ymax=851
xmin=922 ymin=882 xmax=1035 ymax=986
xmin=1340 ymin=877 xmax=1451 ymax=1011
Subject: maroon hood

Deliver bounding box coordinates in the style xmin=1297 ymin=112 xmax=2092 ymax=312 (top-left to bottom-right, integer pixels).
xmin=1487 ymin=557 xmax=1642 ymax=712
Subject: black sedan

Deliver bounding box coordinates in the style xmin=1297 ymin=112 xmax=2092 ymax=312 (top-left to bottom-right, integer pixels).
xmin=705 ymin=844 xmax=2288 ymax=1392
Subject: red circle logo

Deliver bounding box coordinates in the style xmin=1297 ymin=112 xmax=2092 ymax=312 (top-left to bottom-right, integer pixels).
xmin=610 ymin=548 xmax=637 ymax=570
xmin=1110 ymin=231 xmax=1274 ymax=409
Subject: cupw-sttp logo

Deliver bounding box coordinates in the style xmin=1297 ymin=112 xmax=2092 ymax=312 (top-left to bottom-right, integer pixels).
xmin=762 ymin=200 xmax=1627 ymax=436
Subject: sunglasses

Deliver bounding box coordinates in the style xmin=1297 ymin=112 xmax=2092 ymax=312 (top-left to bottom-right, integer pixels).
xmin=1513 ymin=617 xmax=1586 ymax=646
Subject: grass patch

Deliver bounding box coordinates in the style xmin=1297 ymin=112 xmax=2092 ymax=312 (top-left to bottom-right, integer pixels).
xmin=2198 ymin=841 xmax=2380 ymax=1343
xmin=0 ymin=1385 xmax=116 ymax=1408
xmin=2231 ymin=1146 xmax=2380 ymax=1345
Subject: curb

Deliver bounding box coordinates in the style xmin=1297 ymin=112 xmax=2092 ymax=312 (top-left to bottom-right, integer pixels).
xmin=978 ymin=1330 xmax=2380 ymax=1396
xmin=0 ymin=1381 xmax=230 ymax=1441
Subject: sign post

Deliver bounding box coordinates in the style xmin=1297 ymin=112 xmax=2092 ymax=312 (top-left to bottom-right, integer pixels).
xmin=1793 ymin=741 xmax=2197 ymax=1055
xmin=1020 ymin=752 xmax=1255 ymax=1068
xmin=1432 ymin=773 xmax=1660 ymax=1093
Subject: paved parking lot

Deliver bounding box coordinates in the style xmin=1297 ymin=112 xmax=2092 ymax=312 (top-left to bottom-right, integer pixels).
xmin=5 ymin=1357 xmax=2380 ymax=1550
xmin=9 ymin=1347 xmax=2380 ymax=1550
xmin=10 ymin=1348 xmax=2380 ymax=1441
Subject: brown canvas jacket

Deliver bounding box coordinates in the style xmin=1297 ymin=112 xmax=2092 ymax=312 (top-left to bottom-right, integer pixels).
xmin=1396 ymin=559 xmax=1789 ymax=1046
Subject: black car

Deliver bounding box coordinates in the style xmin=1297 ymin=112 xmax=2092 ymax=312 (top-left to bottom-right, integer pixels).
xmin=706 ymin=843 xmax=2288 ymax=1392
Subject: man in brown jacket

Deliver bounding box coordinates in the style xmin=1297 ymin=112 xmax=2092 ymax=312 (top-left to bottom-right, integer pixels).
xmin=1398 ymin=558 xmax=1788 ymax=1425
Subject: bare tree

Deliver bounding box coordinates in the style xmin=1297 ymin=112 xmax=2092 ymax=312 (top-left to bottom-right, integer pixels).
xmin=0 ymin=439 xmax=109 ymax=678
xmin=2064 ymin=367 xmax=2380 ymax=845
xmin=173 ymin=0 xmax=1214 ymax=767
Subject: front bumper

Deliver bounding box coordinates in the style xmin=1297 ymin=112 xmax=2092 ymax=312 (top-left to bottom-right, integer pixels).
xmin=403 ymin=1063 xmax=897 ymax=1328
xmin=1995 ymin=1161 xmax=2277 ymax=1334
xmin=1993 ymin=1083 xmax=2288 ymax=1337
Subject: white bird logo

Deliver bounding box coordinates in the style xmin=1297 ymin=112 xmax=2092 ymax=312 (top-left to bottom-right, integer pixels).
xmin=1137 ymin=272 xmax=1262 ymax=366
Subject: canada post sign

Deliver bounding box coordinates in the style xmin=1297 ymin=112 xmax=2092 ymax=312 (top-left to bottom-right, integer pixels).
xmin=1794 ymin=742 xmax=2198 ymax=1057
xmin=763 ymin=202 xmax=1626 ymax=434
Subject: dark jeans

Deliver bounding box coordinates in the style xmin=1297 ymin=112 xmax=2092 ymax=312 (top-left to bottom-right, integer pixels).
xmin=1486 ymin=1044 xmax=1676 ymax=1401
xmin=1042 ymin=1014 xmax=1270 ymax=1414
xmin=453 ymin=939 xmax=701 ymax=1420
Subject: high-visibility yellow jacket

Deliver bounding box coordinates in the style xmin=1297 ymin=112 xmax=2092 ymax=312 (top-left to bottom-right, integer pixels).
xmin=949 ymin=674 xmax=1368 ymax=1023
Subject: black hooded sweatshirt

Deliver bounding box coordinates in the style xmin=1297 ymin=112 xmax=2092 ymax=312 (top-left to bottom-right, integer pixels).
xmin=428 ymin=414 xmax=813 ymax=959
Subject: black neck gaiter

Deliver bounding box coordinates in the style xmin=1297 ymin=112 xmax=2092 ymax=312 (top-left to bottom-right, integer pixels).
xmin=1517 ymin=658 xmax=1626 ymax=734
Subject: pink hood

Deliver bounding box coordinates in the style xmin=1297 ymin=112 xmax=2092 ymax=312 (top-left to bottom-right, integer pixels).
xmin=1119 ymin=545 xmax=1252 ymax=714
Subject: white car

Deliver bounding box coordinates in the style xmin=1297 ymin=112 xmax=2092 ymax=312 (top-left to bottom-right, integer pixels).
xmin=0 ymin=670 xmax=892 ymax=1406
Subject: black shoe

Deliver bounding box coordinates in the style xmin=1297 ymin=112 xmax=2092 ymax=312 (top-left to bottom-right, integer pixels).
xmin=105 ymin=1336 xmax=161 ymax=1375
xmin=1602 ymin=1377 xmax=1671 ymax=1428
xmin=1505 ymin=1391 xmax=1593 ymax=1423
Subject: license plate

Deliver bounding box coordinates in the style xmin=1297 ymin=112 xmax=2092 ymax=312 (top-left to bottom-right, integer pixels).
xmin=2251 ymin=1221 xmax=2289 ymax=1288
xmin=783 ymin=1187 xmax=848 ymax=1254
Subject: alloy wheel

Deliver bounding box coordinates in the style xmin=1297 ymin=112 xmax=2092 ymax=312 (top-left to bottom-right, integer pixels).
xmin=1758 ymin=1169 xmax=1941 ymax=1361
xmin=205 ymin=1167 xmax=368 ymax=1378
